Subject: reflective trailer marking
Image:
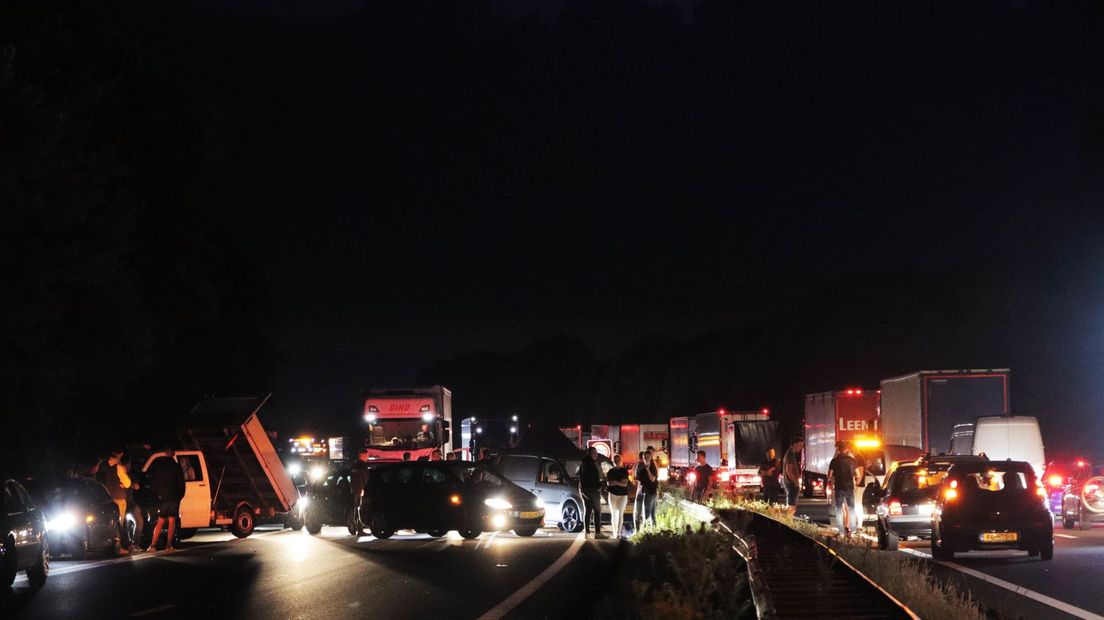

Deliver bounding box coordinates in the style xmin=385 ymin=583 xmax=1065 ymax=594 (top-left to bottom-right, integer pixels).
xmin=477 ymin=533 xmax=586 ymax=620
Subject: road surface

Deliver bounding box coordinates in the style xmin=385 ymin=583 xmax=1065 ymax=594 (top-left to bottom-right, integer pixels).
xmin=3 ymin=525 xmax=619 ymax=619
xmin=798 ymin=497 xmax=1104 ymax=619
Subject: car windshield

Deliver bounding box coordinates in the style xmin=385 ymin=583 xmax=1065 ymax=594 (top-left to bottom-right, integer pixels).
xmin=25 ymin=479 xmax=106 ymax=507
xmin=366 ymin=419 xmax=437 ymax=449
xmin=890 ymin=468 xmax=934 ymax=494
xmin=457 ymin=467 xmax=504 ymax=487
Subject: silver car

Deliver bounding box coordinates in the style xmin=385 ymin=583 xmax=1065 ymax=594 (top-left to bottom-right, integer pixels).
xmin=493 ymin=454 xmax=585 ymax=532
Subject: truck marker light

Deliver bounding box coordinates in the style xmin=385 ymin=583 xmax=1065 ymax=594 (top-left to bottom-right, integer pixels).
xmin=450 ymin=494 xmax=462 ymax=505
xmin=86 ymin=515 xmax=95 ymax=523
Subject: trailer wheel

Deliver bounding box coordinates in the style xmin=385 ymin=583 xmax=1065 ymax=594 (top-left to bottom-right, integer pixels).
xmin=230 ymin=506 xmax=255 ymax=538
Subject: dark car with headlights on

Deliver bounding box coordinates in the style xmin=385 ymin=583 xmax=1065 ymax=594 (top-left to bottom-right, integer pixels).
xmin=302 ymin=465 xmax=360 ymax=535
xmin=360 ymin=462 xmax=543 ymax=539
xmin=931 ymin=461 xmax=1053 ymax=561
xmin=874 ymin=464 xmax=939 ymax=550
xmin=2 ymin=478 xmax=49 ymax=588
xmin=22 ymin=477 xmax=123 ymax=559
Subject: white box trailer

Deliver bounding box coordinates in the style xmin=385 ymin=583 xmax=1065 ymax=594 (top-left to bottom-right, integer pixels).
xmin=880 ymin=370 xmax=1009 ymax=455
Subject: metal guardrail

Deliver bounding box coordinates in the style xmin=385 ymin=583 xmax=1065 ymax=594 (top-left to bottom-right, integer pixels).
xmin=672 ymin=495 xmax=917 ymax=619
xmin=673 ymin=497 xmax=776 ymax=619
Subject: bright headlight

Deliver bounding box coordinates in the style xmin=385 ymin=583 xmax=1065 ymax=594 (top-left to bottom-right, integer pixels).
xmin=422 ymin=412 xmax=436 ymax=422
xmin=298 ymin=496 xmax=310 ymax=510
xmin=310 ymin=466 xmax=326 ymax=482
xmin=534 ymin=498 xmax=545 ymax=509
xmin=287 ymin=463 xmax=303 ymax=476
xmin=47 ymin=512 xmax=77 ymax=532
xmin=484 ymin=498 xmax=512 ymax=510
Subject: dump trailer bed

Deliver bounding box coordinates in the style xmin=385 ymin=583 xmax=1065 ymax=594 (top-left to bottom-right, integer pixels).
xmin=178 ymin=395 xmax=298 ymax=517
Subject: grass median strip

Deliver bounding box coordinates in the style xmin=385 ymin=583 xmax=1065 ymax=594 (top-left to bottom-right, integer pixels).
xmin=595 ymin=494 xmax=754 ymax=619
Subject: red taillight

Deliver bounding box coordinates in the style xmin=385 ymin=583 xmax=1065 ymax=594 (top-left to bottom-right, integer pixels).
xmin=944 ymin=488 xmax=958 ymax=501
xmin=1077 ymin=460 xmax=1087 ymax=468
xmin=813 ymin=479 xmax=823 ymax=488
xmin=450 ymin=494 xmax=462 ymax=505
xmin=889 ymin=500 xmax=903 ymax=516
xmin=1048 ymin=475 xmax=1064 ymax=488
xmin=717 ymin=471 xmax=731 ymax=483
xmin=686 ymin=471 xmax=698 ymax=485
xmin=1036 ymin=486 xmax=1046 ymax=498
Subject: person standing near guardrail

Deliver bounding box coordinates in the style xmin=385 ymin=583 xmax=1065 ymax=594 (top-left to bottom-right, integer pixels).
xmin=783 ymin=437 xmax=804 ymax=515
xmin=606 ymin=454 xmax=630 ymax=538
xmin=691 ymin=450 xmax=713 ymax=503
xmin=827 ymin=441 xmax=859 ymax=537
xmin=758 ymin=448 xmax=782 ymax=505
xmin=638 ymin=450 xmax=659 ymax=529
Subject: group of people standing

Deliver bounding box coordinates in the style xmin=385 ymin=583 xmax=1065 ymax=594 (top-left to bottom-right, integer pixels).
xmin=577 ymin=446 xmax=660 ymax=539
xmin=88 ymin=446 xmax=188 ymax=554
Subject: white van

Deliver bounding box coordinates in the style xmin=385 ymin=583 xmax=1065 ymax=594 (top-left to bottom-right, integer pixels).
xmin=971 ymin=416 xmax=1045 ymax=478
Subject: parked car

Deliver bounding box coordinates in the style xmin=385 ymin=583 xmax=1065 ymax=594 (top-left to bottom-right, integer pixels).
xmin=302 ymin=466 xmax=358 ymax=535
xmin=970 ymin=416 xmax=1045 ymax=480
xmin=359 ymin=462 xmax=543 ymax=540
xmin=873 ymin=464 xmax=938 ymax=550
xmin=931 ymin=460 xmax=1053 ymax=561
xmin=1060 ymin=465 xmax=1104 ymax=530
xmin=494 ymin=453 xmax=633 ymax=534
xmin=22 ymin=477 xmax=123 ymax=559
xmin=1041 ymin=459 xmax=1090 ymax=521
xmin=2 ymin=479 xmax=49 ymax=588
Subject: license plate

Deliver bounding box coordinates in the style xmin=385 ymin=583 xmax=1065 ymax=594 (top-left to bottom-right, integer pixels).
xmin=520 ymin=511 xmax=542 ymax=519
xmin=980 ymin=532 xmax=1018 ymax=543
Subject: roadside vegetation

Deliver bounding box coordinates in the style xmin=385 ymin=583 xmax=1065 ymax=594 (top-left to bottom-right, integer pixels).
xmin=596 ymin=494 xmax=754 ymax=619
xmin=710 ymin=496 xmax=985 ymax=620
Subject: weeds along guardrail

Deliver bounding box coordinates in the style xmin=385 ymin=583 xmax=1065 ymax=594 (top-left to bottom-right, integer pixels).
xmin=711 ymin=499 xmax=984 ymax=620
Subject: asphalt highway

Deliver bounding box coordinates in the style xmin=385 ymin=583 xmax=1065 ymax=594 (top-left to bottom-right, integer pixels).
xmin=2 ymin=525 xmax=619 ymax=619
xmin=797 ymin=497 xmax=1104 ymax=619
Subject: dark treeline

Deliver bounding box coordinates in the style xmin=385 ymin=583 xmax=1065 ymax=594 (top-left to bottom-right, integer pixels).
xmin=418 ymin=259 xmax=1104 ymax=457
xmin=0 ymin=4 xmax=273 ymax=474
xmin=3 ymin=0 xmax=1103 ymax=473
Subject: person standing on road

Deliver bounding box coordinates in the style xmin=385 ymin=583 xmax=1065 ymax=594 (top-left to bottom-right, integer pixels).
xmin=691 ymin=451 xmax=713 ymax=503
xmin=638 ymin=451 xmax=659 ymax=529
xmin=96 ymin=449 xmax=132 ymax=555
xmin=783 ymin=437 xmax=804 ymax=515
xmin=827 ymin=441 xmax=859 ymax=537
xmin=758 ymin=448 xmax=782 ymax=505
xmin=848 ymin=442 xmax=868 ymax=526
xmin=579 ymin=447 xmax=606 ymax=539
xmin=605 ymin=454 xmax=630 ymax=538
xmin=633 ymin=452 xmax=647 ymax=532
xmin=349 ymin=449 xmax=371 ymax=535
xmin=145 ymin=447 xmax=186 ymax=553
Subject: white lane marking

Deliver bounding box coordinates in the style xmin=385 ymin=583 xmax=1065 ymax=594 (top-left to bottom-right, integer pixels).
xmin=477 ymin=533 xmax=586 ymax=620
xmin=899 ymin=547 xmax=1104 ymax=619
xmin=13 ymin=529 xmax=285 ymax=582
xmin=1056 ymin=534 xmax=1078 ymax=539
xmin=129 ymin=603 xmax=177 ymax=616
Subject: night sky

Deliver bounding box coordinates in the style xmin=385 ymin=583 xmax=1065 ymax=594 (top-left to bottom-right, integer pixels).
xmin=6 ymin=0 xmax=1104 ymax=465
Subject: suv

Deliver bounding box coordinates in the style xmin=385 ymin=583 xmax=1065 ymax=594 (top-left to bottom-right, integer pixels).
xmin=1060 ymin=464 xmax=1104 ymax=530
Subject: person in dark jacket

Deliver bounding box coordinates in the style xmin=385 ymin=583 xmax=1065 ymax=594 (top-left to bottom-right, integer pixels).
xmin=349 ymin=449 xmax=371 ymax=535
xmin=96 ymin=449 xmax=133 ymax=554
xmin=578 ymin=447 xmax=606 ymax=538
xmin=145 ymin=447 xmax=186 ymax=552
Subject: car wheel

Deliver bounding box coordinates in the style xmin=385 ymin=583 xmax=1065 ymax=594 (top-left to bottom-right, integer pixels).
xmin=231 ymin=506 xmax=256 ymax=538
xmin=306 ymin=507 xmax=323 ymax=535
xmin=26 ymin=537 xmax=49 ymax=589
xmin=369 ymin=511 xmax=394 ymax=539
xmin=1063 ymin=515 xmax=1076 ymax=530
xmin=109 ymin=522 xmax=123 ymax=557
xmin=1081 ymin=506 xmax=1093 ymax=531
xmin=876 ymin=522 xmax=888 ymax=550
xmin=425 ymin=529 xmax=448 ymax=538
xmin=513 ymin=527 xmax=537 ymax=537
xmin=177 ymin=528 xmax=197 ymax=540
xmin=458 ymin=528 xmax=481 ymax=540
xmin=559 ymin=501 xmax=582 ymax=533
xmin=2 ymin=535 xmax=17 ymax=587
xmin=1040 ymin=541 xmax=1054 ymax=561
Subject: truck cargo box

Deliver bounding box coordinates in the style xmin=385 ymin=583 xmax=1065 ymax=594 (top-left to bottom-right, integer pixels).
xmin=880 ymin=370 xmax=1009 ymax=454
